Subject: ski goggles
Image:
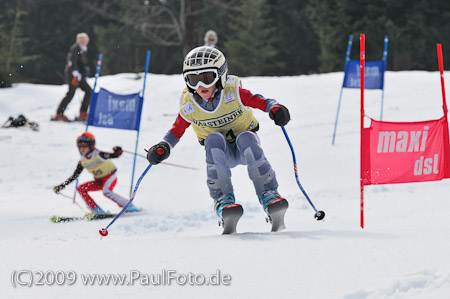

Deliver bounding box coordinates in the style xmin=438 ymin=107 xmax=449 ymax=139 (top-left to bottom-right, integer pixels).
xmin=77 ymin=138 xmax=93 ymax=147
xmin=184 ymin=69 xmax=219 ymax=90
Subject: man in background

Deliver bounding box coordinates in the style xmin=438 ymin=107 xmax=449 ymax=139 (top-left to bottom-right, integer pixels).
xmin=203 ymin=30 xmax=219 ymax=48
xmin=54 ymin=32 xmax=92 ymax=121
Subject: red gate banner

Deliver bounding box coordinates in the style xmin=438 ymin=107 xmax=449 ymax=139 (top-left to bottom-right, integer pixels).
xmin=359 ymin=37 xmax=449 ymax=228
xmin=362 ymin=117 xmax=450 ymax=185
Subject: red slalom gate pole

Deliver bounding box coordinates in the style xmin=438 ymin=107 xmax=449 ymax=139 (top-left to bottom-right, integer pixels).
xmin=360 ymin=34 xmax=365 ymax=229
xmin=437 ymin=44 xmax=448 ymax=122
xmin=437 ymin=44 xmax=450 ymax=181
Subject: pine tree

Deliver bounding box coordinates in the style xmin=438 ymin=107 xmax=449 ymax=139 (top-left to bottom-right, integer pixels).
xmin=308 ymin=0 xmax=349 ymax=72
xmin=266 ymin=0 xmax=320 ymax=75
xmin=223 ymin=0 xmax=281 ymax=76
xmin=0 ymin=0 xmax=27 ymax=87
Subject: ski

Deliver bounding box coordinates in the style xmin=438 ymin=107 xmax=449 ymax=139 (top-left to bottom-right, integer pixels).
xmin=50 ymin=115 xmax=71 ymax=122
xmin=266 ymin=198 xmax=289 ymax=232
xmin=219 ymin=204 xmax=243 ymax=235
xmin=50 ymin=213 xmax=117 ymax=223
xmin=50 ymin=116 xmax=86 ymax=123
xmin=72 ymin=117 xmax=87 ymax=123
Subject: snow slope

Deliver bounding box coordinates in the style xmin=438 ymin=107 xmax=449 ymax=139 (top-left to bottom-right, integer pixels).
xmin=1 ymin=71 xmax=450 ymax=298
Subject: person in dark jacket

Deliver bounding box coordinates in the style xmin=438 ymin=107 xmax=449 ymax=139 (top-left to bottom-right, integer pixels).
xmin=54 ymin=33 xmax=92 ymax=121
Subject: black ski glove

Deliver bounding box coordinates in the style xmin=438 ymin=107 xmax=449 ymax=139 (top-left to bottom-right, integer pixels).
xmin=53 ymin=184 xmax=65 ymax=194
xmin=269 ymin=104 xmax=290 ymax=126
xmin=147 ymin=141 xmax=170 ymax=165
xmin=113 ymin=146 xmax=123 ymax=156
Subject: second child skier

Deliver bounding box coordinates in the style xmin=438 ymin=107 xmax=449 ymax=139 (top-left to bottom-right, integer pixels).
xmin=53 ymin=132 xmax=140 ymax=214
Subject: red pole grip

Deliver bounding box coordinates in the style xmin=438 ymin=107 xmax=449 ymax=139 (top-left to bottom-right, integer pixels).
xmin=156 ymin=148 xmax=165 ymax=155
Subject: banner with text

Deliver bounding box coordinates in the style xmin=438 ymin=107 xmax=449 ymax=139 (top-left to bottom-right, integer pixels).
xmin=361 ymin=117 xmax=450 ymax=185
xmin=87 ymin=88 xmax=143 ymax=131
xmin=343 ymin=60 xmax=384 ymax=90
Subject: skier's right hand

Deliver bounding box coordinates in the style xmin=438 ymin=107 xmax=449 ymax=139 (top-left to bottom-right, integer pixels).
xmin=53 ymin=184 xmax=65 ymax=194
xmin=147 ymin=141 xmax=170 ymax=165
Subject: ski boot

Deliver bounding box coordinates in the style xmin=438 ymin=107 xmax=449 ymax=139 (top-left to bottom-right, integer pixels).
xmin=91 ymin=206 xmax=106 ymax=215
xmin=258 ymin=190 xmax=289 ymax=232
xmin=125 ymin=203 xmax=140 ymax=213
xmin=85 ymin=206 xmax=108 ymax=220
xmin=73 ymin=111 xmax=88 ymax=122
xmin=214 ymin=193 xmax=243 ymax=235
xmin=52 ymin=113 xmax=70 ymax=122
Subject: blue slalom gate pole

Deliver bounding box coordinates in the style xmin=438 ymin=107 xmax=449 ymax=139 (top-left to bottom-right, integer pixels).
xmin=99 ymin=164 xmax=153 ymax=237
xmin=73 ymin=54 xmax=103 ymax=202
xmin=129 ymin=50 xmax=151 ymax=197
xmin=85 ymin=53 xmax=103 ymax=132
xmin=380 ymin=35 xmax=389 ymax=120
xmin=141 ymin=51 xmax=151 ymax=99
xmin=281 ymin=127 xmax=325 ymax=220
xmin=332 ymin=35 xmax=353 ymax=145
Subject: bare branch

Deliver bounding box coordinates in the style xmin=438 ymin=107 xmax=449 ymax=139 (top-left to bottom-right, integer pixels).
xmin=81 ymin=0 xmax=241 ymax=50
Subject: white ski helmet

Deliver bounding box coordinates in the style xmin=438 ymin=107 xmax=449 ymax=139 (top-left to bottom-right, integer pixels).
xmin=183 ymin=46 xmax=228 ymax=93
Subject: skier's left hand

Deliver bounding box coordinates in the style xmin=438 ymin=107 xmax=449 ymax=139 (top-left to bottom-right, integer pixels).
xmin=113 ymin=146 xmax=123 ymax=156
xmin=71 ymin=70 xmax=82 ymax=86
xmin=269 ymin=104 xmax=290 ymax=126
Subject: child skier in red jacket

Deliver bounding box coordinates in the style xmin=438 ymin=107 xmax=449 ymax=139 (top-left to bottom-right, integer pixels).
xmin=53 ymin=132 xmax=139 ymax=214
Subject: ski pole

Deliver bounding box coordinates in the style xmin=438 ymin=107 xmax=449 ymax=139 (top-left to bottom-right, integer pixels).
xmin=58 ymin=192 xmax=84 ymax=211
xmin=122 ymin=149 xmax=199 ymax=171
xmin=281 ymin=126 xmax=325 ymax=220
xmin=99 ymin=164 xmax=152 ymax=237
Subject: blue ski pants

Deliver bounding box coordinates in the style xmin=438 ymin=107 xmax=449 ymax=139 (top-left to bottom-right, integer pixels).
xmin=204 ymin=131 xmax=278 ymax=199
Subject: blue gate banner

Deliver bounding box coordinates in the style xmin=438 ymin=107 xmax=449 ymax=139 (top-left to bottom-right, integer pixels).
xmin=343 ymin=60 xmax=385 ymax=90
xmin=87 ymin=88 xmax=143 ymax=131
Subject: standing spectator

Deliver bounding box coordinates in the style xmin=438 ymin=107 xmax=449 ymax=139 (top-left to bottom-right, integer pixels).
xmin=54 ymin=33 xmax=92 ymax=121
xmin=203 ymin=30 xmax=218 ymax=48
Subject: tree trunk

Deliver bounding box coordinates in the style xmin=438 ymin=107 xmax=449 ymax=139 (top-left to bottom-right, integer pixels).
xmin=182 ymin=0 xmax=200 ymax=56
xmin=6 ymin=0 xmax=21 ymax=73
